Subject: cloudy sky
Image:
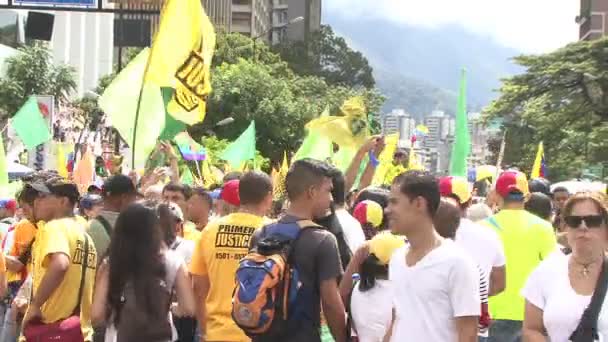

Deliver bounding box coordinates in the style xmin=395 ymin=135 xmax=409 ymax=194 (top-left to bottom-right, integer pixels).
xmin=324 ymin=0 xmax=580 ymax=54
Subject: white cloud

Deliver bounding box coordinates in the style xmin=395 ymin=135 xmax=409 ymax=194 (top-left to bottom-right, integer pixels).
xmin=325 ymin=0 xmax=580 ymax=53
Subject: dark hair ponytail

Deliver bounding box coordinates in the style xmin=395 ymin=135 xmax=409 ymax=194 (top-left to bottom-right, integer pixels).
xmin=358 ymin=254 xmax=388 ymax=292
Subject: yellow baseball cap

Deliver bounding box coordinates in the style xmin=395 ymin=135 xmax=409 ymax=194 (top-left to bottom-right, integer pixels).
xmin=369 ymin=232 xmax=406 ymax=265
xmin=439 ymin=176 xmax=472 ymax=204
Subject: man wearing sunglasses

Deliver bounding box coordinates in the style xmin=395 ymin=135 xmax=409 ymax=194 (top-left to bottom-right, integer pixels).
xmin=480 ymin=171 xmax=556 ymax=342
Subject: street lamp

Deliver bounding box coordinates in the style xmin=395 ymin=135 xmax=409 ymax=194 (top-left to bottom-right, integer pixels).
xmin=215 ymin=117 xmax=235 ymax=127
xmin=206 ymin=116 xmax=235 ymax=136
xmin=85 ymin=90 xmax=101 ymax=99
xmin=253 ymin=16 xmax=304 ymax=61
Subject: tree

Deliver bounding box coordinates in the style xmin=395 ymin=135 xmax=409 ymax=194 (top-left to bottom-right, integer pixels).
xmin=187 ymin=32 xmax=385 ymax=162
xmin=0 ymin=42 xmax=76 ymax=119
xmin=485 ymin=37 xmax=608 ymax=181
xmin=214 ymin=33 xmax=286 ymax=70
xmin=188 ymin=59 xmax=384 ymax=162
xmin=276 ymin=25 xmax=376 ymax=89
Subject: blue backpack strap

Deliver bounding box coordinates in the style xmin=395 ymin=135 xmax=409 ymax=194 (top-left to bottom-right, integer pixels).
xmin=262 ymin=219 xmax=320 ymax=241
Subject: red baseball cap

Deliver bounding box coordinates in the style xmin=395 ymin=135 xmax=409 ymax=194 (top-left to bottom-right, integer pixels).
xmin=0 ymin=199 xmax=16 ymax=211
xmin=495 ymin=171 xmax=529 ymax=198
xmin=221 ymin=180 xmax=240 ymax=206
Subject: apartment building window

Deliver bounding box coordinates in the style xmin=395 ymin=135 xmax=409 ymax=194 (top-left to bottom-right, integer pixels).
xmin=233 ymin=12 xmax=251 ymax=28
xmin=233 ymin=0 xmax=251 ymax=5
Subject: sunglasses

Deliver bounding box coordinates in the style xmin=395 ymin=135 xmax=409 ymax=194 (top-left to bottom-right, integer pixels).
xmin=564 ymin=215 xmax=605 ymax=229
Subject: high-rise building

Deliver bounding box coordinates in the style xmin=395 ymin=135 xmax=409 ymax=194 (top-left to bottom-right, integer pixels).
xmin=382 ymin=109 xmax=416 ymax=142
xmin=285 ymin=0 xmax=321 ymax=42
xmin=201 ymin=0 xmax=272 ymax=40
xmin=203 ymin=0 xmax=232 ymax=31
xmin=577 ymin=0 xmax=608 ymax=40
xmin=468 ymin=112 xmax=491 ymax=167
xmin=271 ymin=0 xmax=289 ymax=44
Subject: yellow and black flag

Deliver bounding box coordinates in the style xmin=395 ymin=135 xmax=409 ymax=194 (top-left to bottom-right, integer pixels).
xmin=146 ymin=0 xmax=216 ymax=125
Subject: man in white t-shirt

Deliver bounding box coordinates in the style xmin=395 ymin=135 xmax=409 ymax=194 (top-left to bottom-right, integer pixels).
xmin=331 ymin=169 xmax=366 ymax=252
xmin=387 ymin=171 xmax=480 ymax=342
xmin=439 ymin=176 xmax=507 ymax=297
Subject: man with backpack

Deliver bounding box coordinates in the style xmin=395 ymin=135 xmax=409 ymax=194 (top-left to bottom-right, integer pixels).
xmin=235 ymin=159 xmax=346 ymax=342
xmin=190 ymin=171 xmax=273 ymax=342
xmin=88 ymin=175 xmax=137 ymax=257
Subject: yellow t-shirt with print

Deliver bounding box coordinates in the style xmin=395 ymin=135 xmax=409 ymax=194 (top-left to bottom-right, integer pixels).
xmin=190 ymin=212 xmax=265 ymax=342
xmin=30 ymin=217 xmax=97 ymax=341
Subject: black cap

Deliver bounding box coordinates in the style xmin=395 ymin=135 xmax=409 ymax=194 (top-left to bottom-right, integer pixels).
xmin=103 ymin=175 xmax=136 ymax=197
xmin=45 ymin=177 xmax=81 ymax=204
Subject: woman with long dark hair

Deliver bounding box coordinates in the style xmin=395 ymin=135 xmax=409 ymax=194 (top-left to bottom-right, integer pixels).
xmin=91 ymin=202 xmax=195 ymax=342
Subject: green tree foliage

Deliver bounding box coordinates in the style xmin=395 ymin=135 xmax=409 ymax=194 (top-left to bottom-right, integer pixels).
xmin=0 ymin=42 xmax=76 ymax=119
xmin=189 ymin=32 xmax=385 ymax=162
xmin=276 ymin=25 xmax=376 ymax=89
xmin=485 ymin=37 xmax=608 ymax=181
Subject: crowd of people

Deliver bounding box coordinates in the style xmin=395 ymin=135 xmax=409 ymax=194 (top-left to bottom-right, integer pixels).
xmin=0 ymin=135 xmax=603 ymax=342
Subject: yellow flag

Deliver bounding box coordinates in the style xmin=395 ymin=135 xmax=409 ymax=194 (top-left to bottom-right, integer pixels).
xmin=372 ymin=134 xmax=399 ymax=186
xmin=408 ymin=148 xmax=424 ymax=170
xmin=56 ymin=143 xmax=68 ymax=178
xmin=273 ymin=152 xmax=289 ymax=200
xmin=306 ymin=97 xmax=369 ymax=149
xmin=280 ymin=151 xmax=289 ymax=173
xmin=201 ymin=159 xmax=218 ymax=188
xmin=531 ymin=142 xmax=545 ymax=179
xmin=145 ymin=0 xmax=216 ymax=125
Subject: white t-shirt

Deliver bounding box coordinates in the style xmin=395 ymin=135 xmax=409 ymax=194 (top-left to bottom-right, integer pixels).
xmin=455 ymin=218 xmax=506 ymax=283
xmin=336 ymin=208 xmax=366 ymax=252
xmin=351 ymin=279 xmax=394 ymax=342
xmin=522 ymin=253 xmax=608 ymax=342
xmin=389 ymin=239 xmax=481 ymax=342
xmin=169 ymin=237 xmax=194 ymax=265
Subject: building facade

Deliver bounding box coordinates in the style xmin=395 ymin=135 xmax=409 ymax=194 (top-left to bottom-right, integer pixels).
xmin=577 ymin=0 xmax=608 ymax=40
xmin=382 ymin=109 xmax=416 ymax=143
xmin=285 ymin=0 xmax=321 ymax=42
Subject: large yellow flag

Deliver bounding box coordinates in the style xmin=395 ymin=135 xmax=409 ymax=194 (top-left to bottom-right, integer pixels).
xmin=145 ymin=0 xmax=216 ymax=125
xmin=306 ymin=97 xmax=369 ymax=149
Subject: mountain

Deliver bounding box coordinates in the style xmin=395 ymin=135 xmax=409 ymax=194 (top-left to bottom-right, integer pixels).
xmin=323 ymin=10 xmax=522 ymax=118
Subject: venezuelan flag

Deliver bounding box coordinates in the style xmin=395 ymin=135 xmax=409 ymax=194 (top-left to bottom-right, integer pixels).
xmin=531 ymin=142 xmax=546 ymax=179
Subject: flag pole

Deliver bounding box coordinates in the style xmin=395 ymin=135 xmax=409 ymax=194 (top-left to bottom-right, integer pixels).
xmin=195 ymin=160 xmax=202 ymax=179
xmin=131 ymin=3 xmax=167 ymax=168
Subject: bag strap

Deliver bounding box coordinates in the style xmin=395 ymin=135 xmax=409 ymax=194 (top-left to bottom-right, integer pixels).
xmin=96 ymin=215 xmax=113 ymax=238
xmin=486 ymin=217 xmax=501 ymax=231
xmin=570 ymin=256 xmax=608 ymax=340
xmin=74 ymin=234 xmax=90 ymax=315
xmin=346 ymin=278 xmax=359 ymax=337
xmin=169 ymin=239 xmax=182 ymax=251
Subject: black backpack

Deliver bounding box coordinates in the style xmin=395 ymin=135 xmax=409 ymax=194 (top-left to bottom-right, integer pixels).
xmin=315 ymin=210 xmax=352 ymax=270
